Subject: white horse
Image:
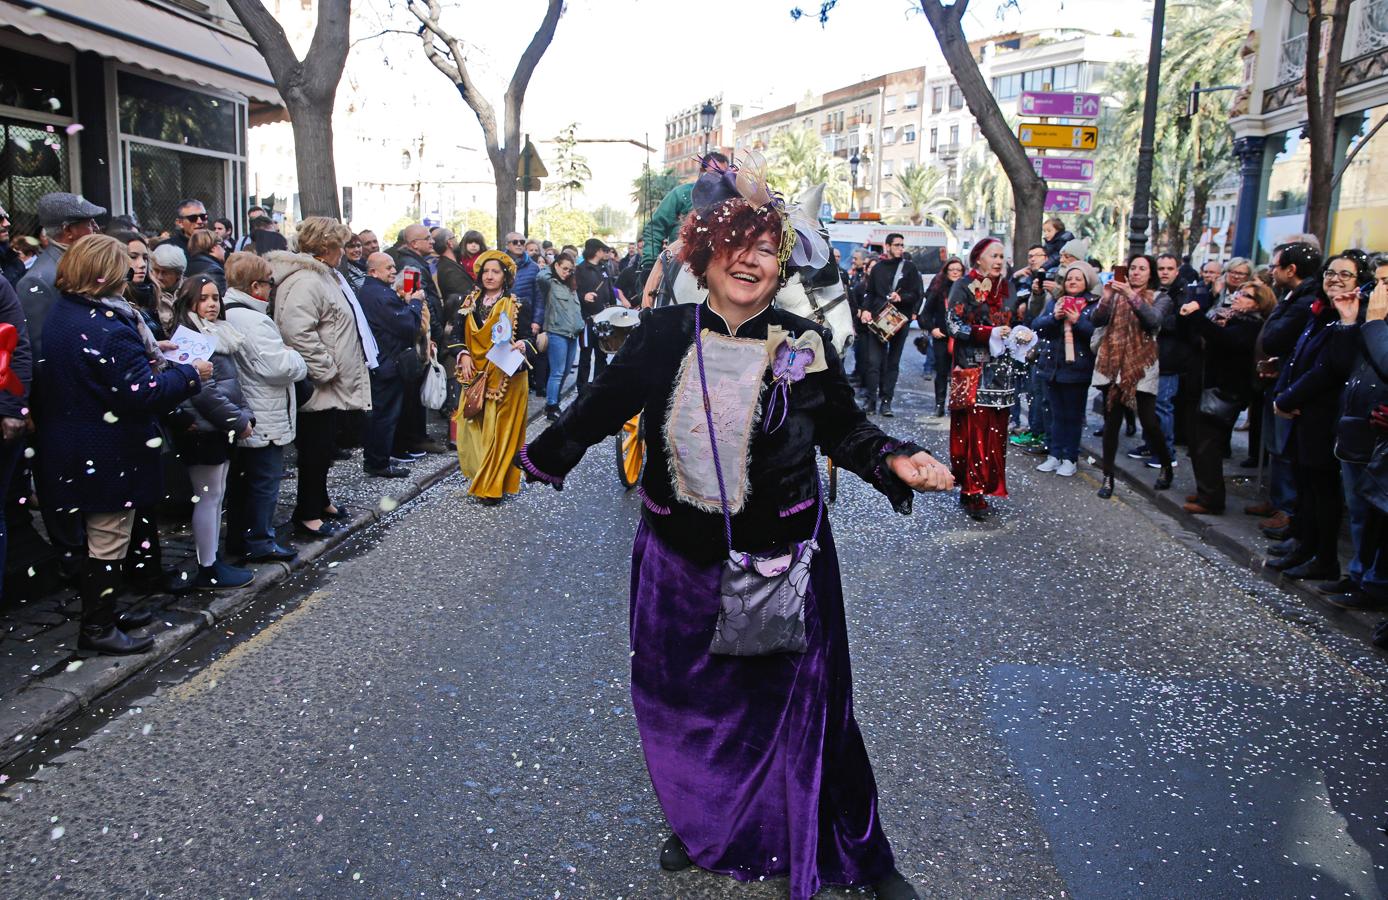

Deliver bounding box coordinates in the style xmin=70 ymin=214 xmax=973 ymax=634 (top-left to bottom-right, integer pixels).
xmin=642 ymin=185 xmax=855 ymax=354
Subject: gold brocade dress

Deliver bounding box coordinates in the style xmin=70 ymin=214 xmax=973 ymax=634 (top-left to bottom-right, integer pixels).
xmin=454 ymin=293 xmax=528 ymax=499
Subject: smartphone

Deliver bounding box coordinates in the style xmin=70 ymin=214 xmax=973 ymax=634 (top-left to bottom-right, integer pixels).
xmin=1112 ymin=265 xmax=1128 ymax=284
xmin=402 ymin=269 xmax=419 ymax=294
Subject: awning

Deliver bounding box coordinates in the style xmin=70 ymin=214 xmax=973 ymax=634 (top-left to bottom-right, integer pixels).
xmin=0 ymin=0 xmax=283 ymax=108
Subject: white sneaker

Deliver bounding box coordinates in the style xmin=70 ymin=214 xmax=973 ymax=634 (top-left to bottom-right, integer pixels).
xmin=1036 ymin=456 xmax=1060 ymax=473
xmin=1056 ymin=459 xmax=1078 ymax=477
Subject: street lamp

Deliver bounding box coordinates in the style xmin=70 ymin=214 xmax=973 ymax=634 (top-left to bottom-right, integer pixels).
xmin=849 ymin=150 xmax=860 ymax=213
xmin=700 ymin=99 xmax=716 ymax=155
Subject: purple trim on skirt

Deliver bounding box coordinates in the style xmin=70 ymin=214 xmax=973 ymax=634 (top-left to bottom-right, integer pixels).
xmin=628 ymin=520 xmax=895 ymax=899
xmin=517 ymin=444 xmax=563 ymax=489
xmin=778 ymin=496 xmax=817 ymax=518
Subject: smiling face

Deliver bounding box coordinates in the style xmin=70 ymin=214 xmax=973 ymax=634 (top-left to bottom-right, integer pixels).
xmin=480 ymin=259 xmax=506 ymax=293
xmin=704 ymin=228 xmax=781 ymax=314
xmin=195 ymin=281 xmax=220 ymax=320
xmin=1064 ymin=268 xmax=1087 ymax=295
xmin=977 ymin=241 xmax=1005 ymax=278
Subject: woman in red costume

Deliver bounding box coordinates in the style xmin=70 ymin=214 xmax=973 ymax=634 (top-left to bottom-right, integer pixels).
xmin=945 ymin=238 xmax=1018 ymax=518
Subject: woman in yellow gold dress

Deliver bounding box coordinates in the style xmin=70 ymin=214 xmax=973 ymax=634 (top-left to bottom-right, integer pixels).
xmin=451 ymin=250 xmax=530 ymax=502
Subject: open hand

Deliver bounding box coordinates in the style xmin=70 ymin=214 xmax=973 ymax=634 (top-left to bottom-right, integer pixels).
xmin=455 ymin=355 xmax=475 ymax=382
xmin=1369 ymin=282 xmax=1388 ymax=322
xmin=1332 ymin=291 xmax=1361 ymax=324
xmin=888 ymin=451 xmax=955 ymax=493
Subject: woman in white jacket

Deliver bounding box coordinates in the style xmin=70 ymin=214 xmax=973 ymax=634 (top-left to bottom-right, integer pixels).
xmin=223 ymin=252 xmax=308 ymax=561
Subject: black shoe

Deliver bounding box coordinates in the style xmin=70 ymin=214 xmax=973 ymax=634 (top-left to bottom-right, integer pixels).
xmin=1265 ymin=552 xmax=1313 ymax=572
xmin=1097 ymin=474 xmax=1115 ymax=500
xmin=1282 ymin=560 xmax=1339 ymax=581
xmin=293 ymin=520 xmax=341 ymax=539
xmin=1268 ymin=537 xmax=1302 ymax=556
xmin=244 ymin=545 xmax=298 ymax=563
xmin=127 ymin=567 xmax=194 ymax=596
xmin=1153 ymin=465 xmax=1173 ymax=491
xmin=1327 ymin=590 xmax=1388 ymax=611
xmin=879 ymin=400 xmax=894 ymax=417
xmin=873 ymin=869 xmax=920 ymax=900
xmin=323 ymin=504 xmax=351 ymax=520
xmin=115 ymin=606 xmax=153 ymax=629
xmin=1261 ymin=524 xmax=1293 ymax=541
xmin=934 ymin=403 xmax=946 ymax=417
xmin=1126 ymin=445 xmax=1151 ymax=459
xmin=1093 ymin=426 xmax=1105 ymax=437
xmin=365 ymin=464 xmax=410 ymax=478
xmin=1315 ymin=576 xmax=1358 ymax=596
xmin=1125 ymin=422 xmax=1138 ymax=437
xmin=860 ymin=400 xmax=878 ymax=415
xmin=544 ymin=404 xmax=560 ymax=421
xmin=659 ymin=835 xmax=691 ymax=872
xmin=332 ymin=447 xmax=353 ymax=461
xmin=78 ymin=624 xmax=154 ymax=656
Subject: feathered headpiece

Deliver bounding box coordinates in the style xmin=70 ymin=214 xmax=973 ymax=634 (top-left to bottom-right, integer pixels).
xmin=689 ymin=150 xmax=830 ymax=271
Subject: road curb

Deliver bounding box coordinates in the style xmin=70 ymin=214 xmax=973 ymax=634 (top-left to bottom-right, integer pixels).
xmin=0 ymin=398 xmax=559 ymax=769
xmin=1078 ymin=437 xmax=1384 ymax=649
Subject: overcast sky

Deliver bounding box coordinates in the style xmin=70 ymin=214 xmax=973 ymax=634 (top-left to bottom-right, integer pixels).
xmin=357 ymin=0 xmax=1148 ymax=215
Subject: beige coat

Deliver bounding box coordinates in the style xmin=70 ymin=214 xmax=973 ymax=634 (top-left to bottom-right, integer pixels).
xmin=267 ymin=251 xmax=371 ymax=413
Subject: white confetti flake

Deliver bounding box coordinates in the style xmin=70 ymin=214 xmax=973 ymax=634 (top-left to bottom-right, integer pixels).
xmin=49 ymin=826 xmax=64 ymax=840
xmin=63 ymin=660 xmax=82 ymax=673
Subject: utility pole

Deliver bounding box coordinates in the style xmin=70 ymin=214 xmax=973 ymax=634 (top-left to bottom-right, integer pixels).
xmin=1127 ymin=0 xmax=1166 ymax=260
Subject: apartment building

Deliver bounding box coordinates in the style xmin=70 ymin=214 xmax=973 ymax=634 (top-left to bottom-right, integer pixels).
xmin=0 ymin=0 xmax=283 ymax=237
xmin=661 ymin=95 xmax=762 ymax=179
xmin=1228 ymin=0 xmax=1388 ymax=260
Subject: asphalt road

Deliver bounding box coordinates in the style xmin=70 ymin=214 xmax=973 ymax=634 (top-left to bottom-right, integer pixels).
xmin=1 ymin=354 xmax=1386 ymax=899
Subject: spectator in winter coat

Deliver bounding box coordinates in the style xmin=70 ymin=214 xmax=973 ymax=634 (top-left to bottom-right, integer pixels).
xmin=221 ymin=252 xmax=306 ymax=563
xmin=1179 ymin=281 xmax=1274 ymax=514
xmin=267 ymin=218 xmax=372 ymax=538
xmin=18 ymin=192 xmax=104 ymax=359
xmin=34 ymin=235 xmax=206 ymax=655
xmin=1268 ymin=252 xmax=1369 ymax=581
xmin=392 ymin=224 xmax=447 ymax=454
xmin=358 ymin=252 xmax=424 ymax=478
xmin=920 ymin=257 xmax=963 ymax=416
xmin=1032 ymin=261 xmax=1099 ymax=478
xmin=574 ymin=239 xmax=616 ymax=396
xmin=184 ymin=229 xmax=227 ymax=297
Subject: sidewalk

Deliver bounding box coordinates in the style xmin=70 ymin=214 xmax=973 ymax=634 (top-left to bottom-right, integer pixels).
xmin=1070 ymin=410 xmax=1383 ymax=646
xmin=0 ymin=392 xmax=550 ymax=768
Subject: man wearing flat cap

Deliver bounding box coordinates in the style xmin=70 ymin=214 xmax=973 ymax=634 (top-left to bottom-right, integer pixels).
xmin=17 ymin=192 xmax=105 ymax=358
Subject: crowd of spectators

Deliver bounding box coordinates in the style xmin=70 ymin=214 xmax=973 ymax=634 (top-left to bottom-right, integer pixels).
xmin=0 ymin=191 xmax=645 ymax=656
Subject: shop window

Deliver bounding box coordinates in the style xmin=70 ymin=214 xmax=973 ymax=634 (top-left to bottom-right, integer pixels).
xmin=1332 ymin=104 xmax=1388 ymax=250
xmin=0 ymin=49 xmax=72 ymax=118
xmin=125 ymin=142 xmax=226 ymax=233
xmin=0 ymin=117 xmax=70 ymax=237
xmin=118 ymin=72 xmax=237 ymax=153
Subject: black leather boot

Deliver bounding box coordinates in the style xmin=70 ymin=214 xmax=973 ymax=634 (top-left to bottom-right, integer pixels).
xmin=658 ymin=834 xmax=691 ymax=871
xmin=77 ymin=559 xmax=154 ymax=656
xmin=1154 ymin=463 xmax=1173 ymax=491
xmin=1097 ymin=473 xmax=1115 ymax=499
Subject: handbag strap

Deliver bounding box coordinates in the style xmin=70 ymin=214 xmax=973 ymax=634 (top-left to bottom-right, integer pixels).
xmin=693 ymin=303 xmax=822 ymax=556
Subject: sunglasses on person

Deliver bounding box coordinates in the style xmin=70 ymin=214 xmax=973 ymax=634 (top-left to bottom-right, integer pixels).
xmin=508 ymin=238 xmax=525 ymax=245
xmin=181 ymin=212 xmax=208 ymax=222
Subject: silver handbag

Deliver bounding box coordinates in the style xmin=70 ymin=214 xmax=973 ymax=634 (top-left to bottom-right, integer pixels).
xmin=692 ymin=304 xmax=821 ymax=657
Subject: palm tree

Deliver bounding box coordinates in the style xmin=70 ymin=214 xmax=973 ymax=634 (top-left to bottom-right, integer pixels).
xmin=631 ymin=164 xmax=681 ymax=222
xmin=766 ymin=127 xmax=852 ymax=211
xmin=958 ymin=141 xmax=1012 ymax=233
xmin=886 ymin=164 xmax=958 ymax=230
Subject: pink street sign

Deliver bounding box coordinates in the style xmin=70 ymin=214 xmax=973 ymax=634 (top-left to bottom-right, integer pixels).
xmin=1019 ymin=91 xmax=1102 ymax=119
xmin=1030 ymin=156 xmax=1095 ymax=182
xmin=1044 ymin=190 xmax=1093 ymax=214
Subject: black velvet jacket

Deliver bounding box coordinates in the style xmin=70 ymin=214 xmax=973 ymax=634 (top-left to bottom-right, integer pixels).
xmin=521 ymin=301 xmax=927 ymax=563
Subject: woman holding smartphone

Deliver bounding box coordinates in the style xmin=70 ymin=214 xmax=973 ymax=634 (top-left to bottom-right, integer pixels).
xmin=1091 ymin=254 xmax=1173 ymax=498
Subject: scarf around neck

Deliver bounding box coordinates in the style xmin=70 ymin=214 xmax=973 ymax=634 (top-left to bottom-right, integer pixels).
xmin=97 ymin=295 xmax=164 ymax=369
xmin=1094 ymin=290 xmax=1157 ymax=411
xmin=958 ymin=267 xmax=1011 ymax=326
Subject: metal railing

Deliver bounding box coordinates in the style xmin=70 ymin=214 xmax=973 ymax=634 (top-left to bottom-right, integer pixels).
xmin=1279 ymin=32 xmax=1308 ymax=84
xmin=1361 ymin=0 xmax=1388 ymax=55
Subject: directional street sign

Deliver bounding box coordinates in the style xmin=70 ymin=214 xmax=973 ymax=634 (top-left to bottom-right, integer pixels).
xmin=1020 ymin=91 xmax=1102 ymax=119
xmin=1030 ymin=157 xmax=1096 ymax=182
xmin=1045 ymin=189 xmax=1093 ymax=214
xmin=520 ymin=140 xmax=548 ymax=179
xmin=1018 ymin=123 xmax=1098 ymax=150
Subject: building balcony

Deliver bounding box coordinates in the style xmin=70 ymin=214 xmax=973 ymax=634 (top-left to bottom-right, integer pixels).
xmin=821 ymin=121 xmax=835 ymax=134
xmin=848 ymin=114 xmax=872 ymax=127
xmin=937 ymin=142 xmax=961 ymax=158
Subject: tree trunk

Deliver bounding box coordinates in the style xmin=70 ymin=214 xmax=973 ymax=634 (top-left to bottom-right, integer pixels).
xmin=1187 ymin=185 xmax=1209 ymax=257
xmin=493 ymin=151 xmax=518 ymax=245
xmin=285 ymin=98 xmax=340 ymax=219
xmin=1304 ymin=1 xmax=1350 ymax=247
xmin=920 ymin=0 xmax=1045 ymax=258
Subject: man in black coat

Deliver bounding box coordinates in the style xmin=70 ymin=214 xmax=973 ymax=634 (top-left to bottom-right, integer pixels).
xmin=358 ymin=253 xmax=423 ymax=478
xmin=575 ymin=238 xmax=617 ymax=397
xmin=389 ymin=224 xmax=447 ymax=454
xmin=855 ymin=233 xmax=922 ymax=416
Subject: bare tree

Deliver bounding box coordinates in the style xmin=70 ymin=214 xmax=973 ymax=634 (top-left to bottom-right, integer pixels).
xmin=227 ymin=0 xmax=350 ymax=218
xmin=407 ymin=0 xmax=564 ymax=245
xmin=1303 ymin=0 xmax=1352 ymax=247
xmin=796 ymin=0 xmax=1046 ymax=254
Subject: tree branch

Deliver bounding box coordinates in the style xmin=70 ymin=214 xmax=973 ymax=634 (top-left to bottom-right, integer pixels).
xmin=407 ymin=0 xmax=501 ymax=156
xmin=302 ymin=0 xmax=351 ymax=98
xmin=225 ymin=0 xmax=302 ymax=85
xmin=503 ymin=0 xmax=564 ymax=153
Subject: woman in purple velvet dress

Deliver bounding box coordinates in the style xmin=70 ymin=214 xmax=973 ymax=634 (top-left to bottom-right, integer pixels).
xmin=519 ymin=164 xmax=954 ymax=900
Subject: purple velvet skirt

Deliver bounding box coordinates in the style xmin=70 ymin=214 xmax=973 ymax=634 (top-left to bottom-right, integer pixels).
xmin=629 ymin=519 xmax=895 ymax=900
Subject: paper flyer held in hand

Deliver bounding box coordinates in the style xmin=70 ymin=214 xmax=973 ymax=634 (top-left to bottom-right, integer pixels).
xmin=485 ymin=311 xmax=526 ymax=376
xmin=162 ymin=325 xmax=217 ymax=365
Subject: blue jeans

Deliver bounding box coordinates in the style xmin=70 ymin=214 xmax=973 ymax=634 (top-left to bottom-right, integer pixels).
xmin=1341 ymin=461 xmax=1388 ymax=597
xmin=1264 ymin=400 xmax=1297 ymax=515
xmin=1028 ymin=367 xmax=1051 ymax=435
xmin=364 ymin=372 xmax=404 ymax=470
xmin=1154 ymin=374 xmax=1179 ymax=458
xmin=229 ymin=443 xmax=285 ymax=556
xmin=546 ymin=333 xmax=579 ymax=407
xmin=1046 ymin=381 xmax=1087 ymax=462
